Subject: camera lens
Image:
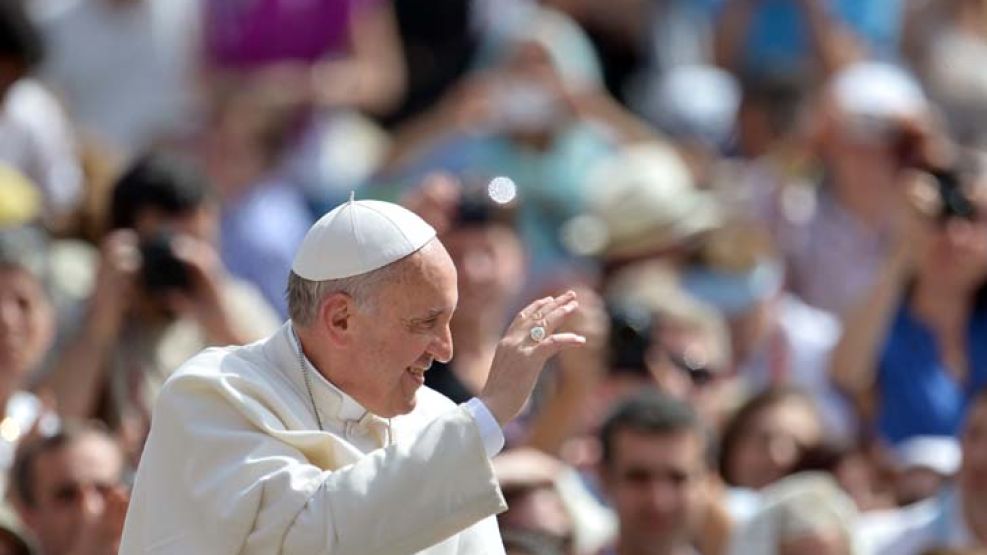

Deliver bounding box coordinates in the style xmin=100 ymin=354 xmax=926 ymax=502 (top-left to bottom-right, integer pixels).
xmin=139 ymin=232 xmax=191 ymax=293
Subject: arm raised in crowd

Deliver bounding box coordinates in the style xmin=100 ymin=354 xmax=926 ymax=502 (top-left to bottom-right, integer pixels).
xmin=43 ymin=230 xmax=139 ymax=419
xmin=829 ymin=177 xmax=936 ymax=399
xmin=714 ymin=0 xmax=859 ymax=77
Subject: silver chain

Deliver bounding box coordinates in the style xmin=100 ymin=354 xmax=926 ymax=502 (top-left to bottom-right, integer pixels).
xmin=293 ymin=330 xmax=325 ymax=432
xmin=291 ymin=328 xmax=394 ymax=445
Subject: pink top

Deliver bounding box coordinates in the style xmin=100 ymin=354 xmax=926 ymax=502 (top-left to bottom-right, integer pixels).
xmin=205 ymin=0 xmax=374 ymax=68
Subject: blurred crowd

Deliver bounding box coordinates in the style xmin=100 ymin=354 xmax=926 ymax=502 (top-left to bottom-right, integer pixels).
xmin=1 ymin=0 xmax=987 ymax=553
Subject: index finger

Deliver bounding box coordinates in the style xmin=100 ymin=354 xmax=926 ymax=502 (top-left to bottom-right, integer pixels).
xmin=513 ymin=290 xmax=577 ymax=325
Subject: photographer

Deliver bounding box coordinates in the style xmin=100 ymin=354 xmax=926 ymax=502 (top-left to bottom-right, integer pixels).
xmin=43 ymin=152 xmax=278 ymax=462
xmin=830 ymin=155 xmax=987 ymax=446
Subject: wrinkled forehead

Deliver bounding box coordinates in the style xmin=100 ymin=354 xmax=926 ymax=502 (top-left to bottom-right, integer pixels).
xmin=36 ymin=435 xmax=123 ymax=489
xmin=380 ymin=242 xmax=458 ymax=309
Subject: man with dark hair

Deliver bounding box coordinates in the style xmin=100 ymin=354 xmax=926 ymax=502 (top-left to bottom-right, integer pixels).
xmin=598 ymin=392 xmax=717 ymax=555
xmin=0 ymin=0 xmax=81 ymax=223
xmin=108 ymin=151 xmax=213 ymax=232
xmin=42 ymin=151 xmax=278 ymax=463
xmin=13 ymin=422 xmax=128 ymax=555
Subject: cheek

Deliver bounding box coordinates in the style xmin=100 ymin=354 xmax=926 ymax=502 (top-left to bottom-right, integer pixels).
xmin=614 ymin=485 xmax=647 ymax=513
xmin=377 ymin=332 xmax=432 ymax=370
xmin=729 ymin=441 xmax=767 ymax=478
xmin=27 ymin=308 xmax=54 ymax=348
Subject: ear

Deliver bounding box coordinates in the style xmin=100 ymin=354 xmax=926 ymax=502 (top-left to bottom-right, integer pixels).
xmin=318 ymin=292 xmax=357 ymax=347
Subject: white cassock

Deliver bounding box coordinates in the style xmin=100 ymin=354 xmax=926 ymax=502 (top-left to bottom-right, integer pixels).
xmin=120 ymin=323 xmax=508 ymax=554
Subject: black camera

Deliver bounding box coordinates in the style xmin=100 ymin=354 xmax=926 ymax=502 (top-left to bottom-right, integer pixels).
xmin=607 ymin=303 xmax=717 ymax=385
xmin=451 ymin=176 xmax=519 ymax=229
xmin=139 ymin=232 xmax=191 ymax=294
xmin=608 ymin=304 xmax=653 ymax=376
xmin=930 ymin=168 xmax=977 ymax=223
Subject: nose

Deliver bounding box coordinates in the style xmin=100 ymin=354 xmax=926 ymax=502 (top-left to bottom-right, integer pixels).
xmin=430 ymin=323 xmax=454 ymax=364
xmin=645 ymin=480 xmax=679 ymax=515
xmin=767 ymin=435 xmax=799 ymax=471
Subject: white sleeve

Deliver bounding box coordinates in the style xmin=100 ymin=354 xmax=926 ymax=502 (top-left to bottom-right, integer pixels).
xmin=463 ymin=397 xmax=505 ymax=458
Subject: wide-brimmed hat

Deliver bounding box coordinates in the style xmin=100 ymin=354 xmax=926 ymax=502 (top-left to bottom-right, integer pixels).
xmin=583 ymin=143 xmax=722 ymax=261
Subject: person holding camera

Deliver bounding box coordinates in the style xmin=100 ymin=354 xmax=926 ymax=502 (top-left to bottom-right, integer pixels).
xmin=830 ymin=156 xmax=987 ymax=446
xmin=43 ymin=152 xmax=279 ymax=462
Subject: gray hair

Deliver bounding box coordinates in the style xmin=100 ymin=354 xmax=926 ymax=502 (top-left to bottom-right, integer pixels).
xmin=285 ymin=263 xmax=406 ymax=326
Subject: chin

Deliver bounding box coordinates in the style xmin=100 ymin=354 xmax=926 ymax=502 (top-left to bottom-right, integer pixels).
xmin=384 ymin=395 xmax=418 ymax=418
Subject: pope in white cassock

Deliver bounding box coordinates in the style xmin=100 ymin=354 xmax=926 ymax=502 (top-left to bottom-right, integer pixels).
xmin=119 ymin=196 xmax=586 ymax=554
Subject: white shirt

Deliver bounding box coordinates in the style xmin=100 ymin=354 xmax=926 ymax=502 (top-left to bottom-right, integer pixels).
xmin=31 ymin=0 xmax=200 ymax=158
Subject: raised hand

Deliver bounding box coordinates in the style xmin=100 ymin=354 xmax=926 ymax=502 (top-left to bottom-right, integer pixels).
xmin=479 ymin=291 xmax=586 ymax=425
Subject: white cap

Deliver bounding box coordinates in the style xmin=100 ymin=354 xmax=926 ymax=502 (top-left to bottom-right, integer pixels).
xmin=291 ymin=195 xmax=436 ymax=280
xmin=831 ymin=62 xmax=927 ymax=121
xmin=894 ymin=435 xmax=961 ymax=476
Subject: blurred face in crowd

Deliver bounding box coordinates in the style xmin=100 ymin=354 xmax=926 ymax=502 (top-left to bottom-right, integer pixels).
xmin=443 ymin=223 xmax=524 ymax=322
xmin=604 ymin=428 xmax=706 ymax=553
xmin=500 ymin=485 xmax=574 ymax=553
xmin=21 ymin=434 xmax=125 ymax=555
xmin=327 ymin=241 xmax=457 ymax=418
xmin=0 ymin=266 xmax=54 ymax=385
xmin=823 ymin=109 xmax=905 ymax=197
xmin=494 ymin=40 xmax=571 ymax=138
xmin=959 ymin=395 xmax=987 ymax=498
xmin=649 ymin=323 xmax=728 ymax=428
xmin=726 ymin=397 xmax=823 ymax=490
xmin=916 ymin=183 xmax=987 ymax=293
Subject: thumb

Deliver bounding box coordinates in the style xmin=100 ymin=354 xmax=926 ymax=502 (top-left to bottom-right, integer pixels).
xmin=533 ymin=333 xmax=587 ymax=359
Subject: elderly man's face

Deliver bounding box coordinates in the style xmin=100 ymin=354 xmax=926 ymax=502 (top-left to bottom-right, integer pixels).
xmin=0 ymin=266 xmax=54 ymax=381
xmin=347 ymin=242 xmax=458 ymax=417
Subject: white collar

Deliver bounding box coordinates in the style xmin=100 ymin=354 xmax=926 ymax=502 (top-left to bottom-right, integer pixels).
xmin=288 ymin=323 xmax=369 ymax=423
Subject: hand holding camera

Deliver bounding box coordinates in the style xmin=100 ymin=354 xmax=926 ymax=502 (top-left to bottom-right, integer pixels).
xmin=140 ymin=232 xmax=240 ymax=342
xmin=88 ymin=230 xmax=141 ymax=343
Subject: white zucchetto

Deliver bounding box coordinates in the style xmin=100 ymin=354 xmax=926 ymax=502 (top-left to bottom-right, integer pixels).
xmin=291 ymin=195 xmax=436 ymax=281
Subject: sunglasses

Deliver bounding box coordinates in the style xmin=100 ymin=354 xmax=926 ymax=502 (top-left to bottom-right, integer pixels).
xmin=664 ymin=350 xmax=717 ymax=387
